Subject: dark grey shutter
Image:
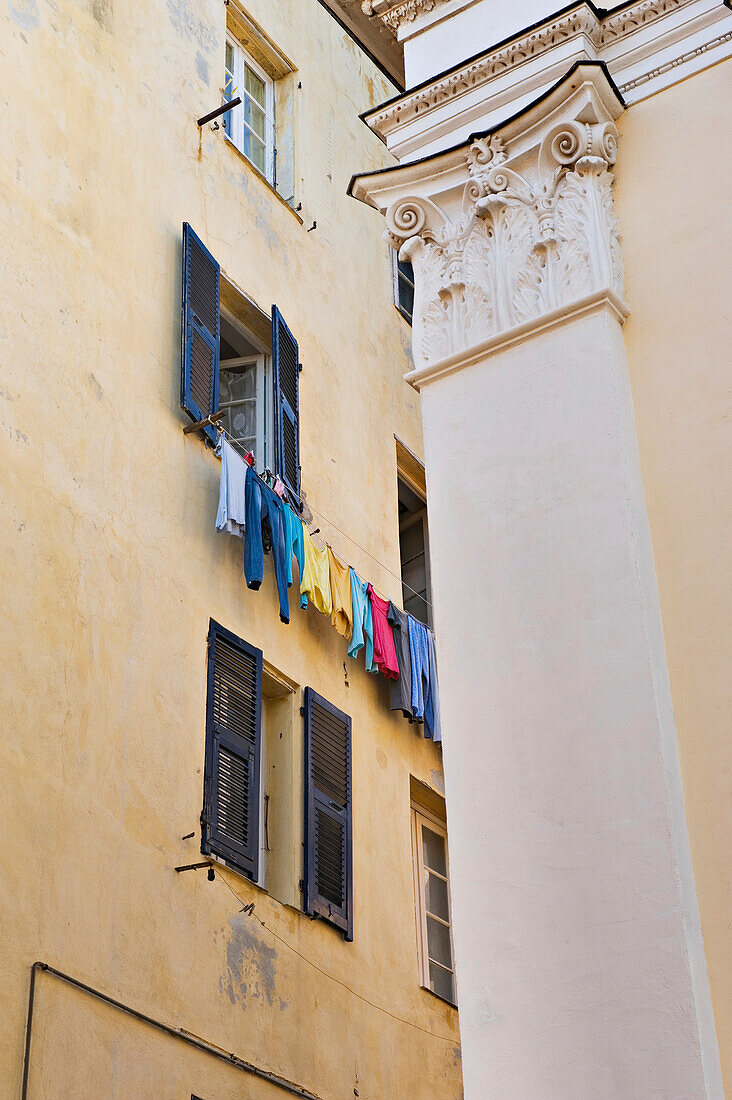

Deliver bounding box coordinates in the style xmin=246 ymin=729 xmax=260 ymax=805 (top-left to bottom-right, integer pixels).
xmin=304 ymin=688 xmax=353 ymax=940
xmin=202 ymin=620 xmax=262 ymax=879
xmin=181 ymin=223 xmax=220 ymax=444
xmin=272 ymin=306 xmax=300 ymax=498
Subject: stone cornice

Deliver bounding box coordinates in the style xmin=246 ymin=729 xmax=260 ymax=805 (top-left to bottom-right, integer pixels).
xmin=362 ymin=0 xmax=728 ymax=137
xmin=404 ymin=287 xmax=630 ymax=388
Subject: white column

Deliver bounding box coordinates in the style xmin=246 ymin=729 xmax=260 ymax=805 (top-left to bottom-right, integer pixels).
xmin=353 ymin=63 xmax=722 ymax=1098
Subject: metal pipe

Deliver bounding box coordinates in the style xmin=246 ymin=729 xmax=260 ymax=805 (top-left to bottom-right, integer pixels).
xmin=21 ymin=961 xmax=37 ymax=1100
xmin=197 ymin=96 xmax=241 ymax=127
xmin=22 ymin=961 xmax=324 ymax=1100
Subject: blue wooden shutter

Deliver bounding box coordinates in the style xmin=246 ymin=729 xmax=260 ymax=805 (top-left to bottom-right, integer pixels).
xmin=202 ymin=620 xmax=262 ymax=880
xmin=272 ymin=306 xmax=300 ymax=498
xmin=304 ymin=688 xmax=353 ymax=940
xmin=181 ymin=223 xmax=220 ymax=444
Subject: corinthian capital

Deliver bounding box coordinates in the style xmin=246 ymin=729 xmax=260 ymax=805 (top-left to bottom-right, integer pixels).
xmin=351 ymin=63 xmax=627 ymax=370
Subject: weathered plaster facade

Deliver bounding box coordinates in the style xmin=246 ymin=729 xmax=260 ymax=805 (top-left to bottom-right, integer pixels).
xmin=0 ymin=1 xmax=461 ymax=1097
xmin=352 ymin=1 xmax=731 ymax=1096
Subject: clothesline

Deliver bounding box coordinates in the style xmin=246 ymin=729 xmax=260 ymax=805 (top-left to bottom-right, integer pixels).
xmin=214 ymin=420 xmax=434 ymax=613
xmin=212 ymin=423 xmax=442 ymax=742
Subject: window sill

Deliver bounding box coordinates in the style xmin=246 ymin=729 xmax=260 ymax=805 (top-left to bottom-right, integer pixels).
xmin=421 ymin=983 xmax=458 ymax=1010
xmin=223 ymin=133 xmax=303 ymax=225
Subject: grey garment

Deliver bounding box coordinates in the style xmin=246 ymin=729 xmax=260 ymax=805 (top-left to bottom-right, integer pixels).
xmin=387 ymin=602 xmax=414 ymax=720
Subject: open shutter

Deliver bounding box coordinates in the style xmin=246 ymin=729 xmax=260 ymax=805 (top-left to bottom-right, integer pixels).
xmin=202 ymin=620 xmax=262 ymax=880
xmin=272 ymin=305 xmax=300 ymax=498
xmin=304 ymin=688 xmax=353 ymax=940
xmin=181 ymin=223 xmax=220 ymax=444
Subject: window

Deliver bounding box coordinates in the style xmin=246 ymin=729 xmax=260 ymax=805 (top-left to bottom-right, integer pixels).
xmin=219 ymin=313 xmax=269 ymax=461
xmin=412 ymin=804 xmax=456 ymax=1005
xmin=224 ymin=36 xmax=275 ymax=182
xmin=391 ymin=249 xmax=415 ymax=325
xmin=202 ymin=620 xmax=263 ymax=880
xmin=398 ymin=476 xmax=431 ymax=627
xmin=303 ymin=688 xmax=353 ymax=940
xmin=180 ymin=223 xmax=301 ymax=495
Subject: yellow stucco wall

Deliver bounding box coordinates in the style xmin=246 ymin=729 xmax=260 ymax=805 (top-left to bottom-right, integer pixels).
xmin=615 ymin=58 xmax=732 ymax=1092
xmin=0 ymin=1 xmax=461 ymax=1097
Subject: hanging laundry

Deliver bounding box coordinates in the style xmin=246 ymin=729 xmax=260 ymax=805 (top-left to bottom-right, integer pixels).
xmin=273 ymin=477 xmax=287 ymax=500
xmin=407 ymin=616 xmax=441 ymax=742
xmin=387 ymin=602 xmax=414 ymax=720
xmin=367 ymin=584 xmax=399 ymax=679
xmin=301 ymin=528 xmax=332 ymax=615
xmin=243 ymin=465 xmax=291 ymax=624
xmin=284 ymin=506 xmax=306 ymax=606
xmin=328 ymin=547 xmax=352 ymax=639
xmin=215 ymin=434 xmax=248 ymax=536
xmin=349 ymin=570 xmax=377 ymax=673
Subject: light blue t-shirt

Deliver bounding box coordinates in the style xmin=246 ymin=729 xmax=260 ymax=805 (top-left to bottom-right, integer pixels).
xmin=284 ymin=506 xmax=308 ymax=609
xmin=349 ymin=570 xmax=377 ymax=672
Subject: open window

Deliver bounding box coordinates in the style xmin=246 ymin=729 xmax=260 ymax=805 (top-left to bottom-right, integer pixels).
xmin=396 ymin=438 xmax=432 ymax=628
xmin=180 ymin=223 xmax=301 ymax=496
xmin=219 ymin=312 xmax=270 ymax=463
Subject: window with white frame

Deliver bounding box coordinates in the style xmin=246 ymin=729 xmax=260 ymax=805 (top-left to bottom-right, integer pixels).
xmin=219 ymin=313 xmax=271 ymax=465
xmin=412 ymin=806 xmax=456 ymax=1005
xmin=224 ymin=35 xmax=275 ymax=183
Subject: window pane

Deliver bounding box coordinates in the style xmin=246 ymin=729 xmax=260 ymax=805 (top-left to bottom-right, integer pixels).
xmin=426 ymin=915 xmax=452 ymax=968
xmin=244 ymin=96 xmax=266 ymax=141
xmin=425 ymin=872 xmax=450 ymax=921
xmin=243 ymin=130 xmax=266 ymax=174
xmin=225 ymin=41 xmax=234 ymax=73
xmin=402 ymin=558 xmax=427 ymax=600
xmin=398 ymin=274 xmax=414 ymax=319
xmin=244 ymin=63 xmax=266 ymax=108
xmin=429 ymin=961 xmax=455 ymax=1003
xmin=221 ymin=367 xmax=256 ymax=403
xmin=422 ymin=826 xmax=447 ymax=876
xmin=400 ymin=520 xmax=425 ymax=563
xmin=405 ymin=591 xmax=430 ymax=625
xmin=230 ymin=404 xmax=256 ymax=443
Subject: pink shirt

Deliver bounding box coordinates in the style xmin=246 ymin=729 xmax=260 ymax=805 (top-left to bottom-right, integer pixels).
xmin=367 ymin=584 xmax=400 ymax=679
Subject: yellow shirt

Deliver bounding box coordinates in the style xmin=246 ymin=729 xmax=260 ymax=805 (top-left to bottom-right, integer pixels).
xmin=300 ymin=527 xmax=332 ymax=615
xmin=328 ymin=547 xmax=353 ymax=639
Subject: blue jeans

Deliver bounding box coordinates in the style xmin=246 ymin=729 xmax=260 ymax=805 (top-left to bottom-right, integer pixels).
xmin=244 ymin=466 xmax=291 ymax=624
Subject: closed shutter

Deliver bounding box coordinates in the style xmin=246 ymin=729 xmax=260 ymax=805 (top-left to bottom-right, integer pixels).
xmin=271 ymin=305 xmax=300 ymax=498
xmin=181 ymin=223 xmax=220 ymax=444
xmin=304 ymin=688 xmax=353 ymax=940
xmin=202 ymin=620 xmax=262 ymax=880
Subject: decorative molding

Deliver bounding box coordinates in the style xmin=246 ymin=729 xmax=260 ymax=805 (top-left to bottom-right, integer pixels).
xmin=365 ymin=0 xmax=703 ymax=132
xmin=361 ymin=0 xmax=447 ymax=31
xmin=619 ymin=28 xmax=732 ymax=90
xmin=363 ymin=67 xmax=627 ymax=370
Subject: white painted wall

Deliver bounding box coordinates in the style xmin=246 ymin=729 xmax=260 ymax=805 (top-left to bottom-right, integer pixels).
xmin=402 ymin=0 xmax=556 ymax=87
xmin=420 ymin=302 xmax=714 ymax=1097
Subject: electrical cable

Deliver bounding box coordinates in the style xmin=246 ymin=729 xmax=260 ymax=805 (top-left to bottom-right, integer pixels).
xmin=213 ymin=421 xmax=434 ymax=612
xmin=215 ymin=873 xmax=459 ymax=1046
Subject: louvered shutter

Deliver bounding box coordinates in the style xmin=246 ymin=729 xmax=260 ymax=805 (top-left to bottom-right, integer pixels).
xmin=304 ymin=688 xmax=353 ymax=940
xmin=272 ymin=305 xmax=300 ymax=498
xmin=202 ymin=621 xmax=262 ymax=879
xmin=181 ymin=223 xmax=220 ymax=444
